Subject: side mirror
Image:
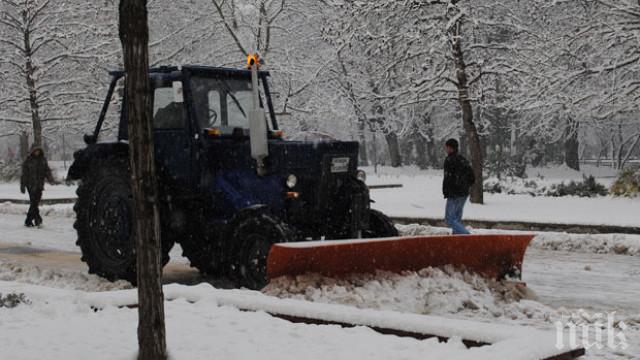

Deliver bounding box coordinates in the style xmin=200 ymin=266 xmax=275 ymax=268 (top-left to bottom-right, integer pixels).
xmin=84 ymin=134 xmax=97 ymax=145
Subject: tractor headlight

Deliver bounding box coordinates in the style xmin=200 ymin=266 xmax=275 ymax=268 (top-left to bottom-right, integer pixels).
xmin=356 ymin=170 xmax=367 ymax=183
xmin=286 ymin=174 xmax=298 ymax=189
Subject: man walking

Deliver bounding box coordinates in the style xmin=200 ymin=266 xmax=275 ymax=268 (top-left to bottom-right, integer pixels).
xmin=442 ymin=139 xmax=475 ymax=234
xmin=20 ymin=146 xmax=55 ymax=227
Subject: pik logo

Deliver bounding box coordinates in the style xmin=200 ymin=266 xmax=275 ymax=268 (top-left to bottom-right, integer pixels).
xmin=555 ymin=310 xmax=628 ymax=350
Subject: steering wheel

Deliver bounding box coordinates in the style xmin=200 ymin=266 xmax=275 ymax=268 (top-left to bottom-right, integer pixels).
xmin=208 ymin=108 xmax=218 ymax=126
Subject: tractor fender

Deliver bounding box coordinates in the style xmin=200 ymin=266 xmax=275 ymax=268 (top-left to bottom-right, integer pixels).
xmin=223 ymin=204 xmax=282 ymax=255
xmin=224 ymin=204 xmax=271 ymax=237
xmin=67 ymin=142 xmax=129 ymax=181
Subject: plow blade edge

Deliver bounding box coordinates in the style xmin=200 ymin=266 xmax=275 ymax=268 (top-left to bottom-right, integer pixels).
xmin=267 ymin=234 xmax=534 ymax=280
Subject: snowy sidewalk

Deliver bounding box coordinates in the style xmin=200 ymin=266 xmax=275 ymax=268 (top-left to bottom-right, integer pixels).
xmin=0 ymin=281 xmax=584 ymax=360
xmin=368 ymin=172 xmax=640 ymax=228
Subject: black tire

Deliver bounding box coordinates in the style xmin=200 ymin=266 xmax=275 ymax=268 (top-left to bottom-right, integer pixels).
xmin=74 ymin=156 xmax=172 ymax=284
xmin=228 ymin=210 xmax=293 ymax=290
xmin=362 ymin=209 xmax=399 ymax=238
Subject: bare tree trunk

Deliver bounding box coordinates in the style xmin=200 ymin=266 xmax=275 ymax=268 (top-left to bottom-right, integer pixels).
xmin=414 ymin=133 xmax=429 ymax=170
xmin=21 ymin=10 xmax=42 ymax=147
xmin=610 ymin=131 xmax=616 ymax=168
xmin=19 ymin=131 xmax=29 ymax=160
xmin=416 ymin=113 xmax=437 ymax=169
xmin=118 ymin=1 xmax=167 ymax=359
xmin=564 ymin=119 xmax=580 ymax=171
xmin=385 ymin=132 xmax=402 ymax=167
xmin=421 ymin=116 xmax=438 ymax=168
xmin=450 ymin=21 xmax=483 ymax=204
xmin=510 ymin=121 xmax=517 ymax=157
xmin=358 ymin=117 xmax=369 ymax=166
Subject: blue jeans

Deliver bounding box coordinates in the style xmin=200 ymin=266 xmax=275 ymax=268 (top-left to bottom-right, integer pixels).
xmin=445 ymin=196 xmax=470 ymax=234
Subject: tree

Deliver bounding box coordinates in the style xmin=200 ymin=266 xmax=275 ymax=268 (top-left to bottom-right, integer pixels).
xmin=118 ymin=0 xmax=167 ymax=358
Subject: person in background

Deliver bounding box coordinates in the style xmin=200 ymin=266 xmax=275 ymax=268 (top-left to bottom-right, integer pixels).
xmin=20 ymin=146 xmax=55 ymax=227
xmin=442 ymin=138 xmax=475 ymax=235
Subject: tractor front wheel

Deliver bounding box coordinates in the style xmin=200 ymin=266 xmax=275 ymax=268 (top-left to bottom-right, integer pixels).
xmin=229 ymin=210 xmax=293 ymax=290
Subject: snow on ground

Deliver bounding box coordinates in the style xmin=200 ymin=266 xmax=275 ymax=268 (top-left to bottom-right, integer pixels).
xmin=399 ymin=224 xmax=640 ymax=257
xmin=1 ymin=281 xmax=578 ymax=360
xmin=264 ymin=267 xmax=550 ymax=322
xmin=262 ymin=222 xmax=640 ymax=359
xmin=0 ymin=183 xmax=77 ymax=200
xmin=0 ymin=286 xmax=466 ymax=360
xmin=365 ymin=165 xmax=640 ymax=227
xmin=0 ymin=211 xmax=78 ymax=251
xmin=0 ymin=261 xmax=132 ymax=292
xmin=264 ymin=259 xmax=639 ymax=360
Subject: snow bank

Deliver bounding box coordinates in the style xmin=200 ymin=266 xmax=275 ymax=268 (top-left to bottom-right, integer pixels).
xmin=0 ymin=281 xmax=580 ymax=360
xmin=264 ymin=267 xmax=554 ymax=323
xmin=0 ymin=261 xmax=131 ymax=292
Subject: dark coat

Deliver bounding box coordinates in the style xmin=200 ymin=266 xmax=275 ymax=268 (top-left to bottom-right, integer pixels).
xmin=20 ymin=147 xmax=54 ymax=192
xmin=442 ymin=152 xmax=474 ymax=198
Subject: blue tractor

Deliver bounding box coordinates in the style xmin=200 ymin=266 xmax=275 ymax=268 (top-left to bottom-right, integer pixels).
xmin=67 ymin=61 xmax=397 ymax=289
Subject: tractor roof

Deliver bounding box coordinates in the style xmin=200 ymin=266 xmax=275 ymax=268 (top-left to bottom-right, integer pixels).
xmin=108 ymin=65 xmax=270 ymax=78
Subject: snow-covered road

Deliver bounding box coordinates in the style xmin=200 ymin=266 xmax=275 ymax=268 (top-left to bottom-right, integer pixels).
xmin=1 ymin=212 xmax=639 ymax=358
xmin=1 ymin=213 xmax=639 ymax=318
xmin=523 ymin=249 xmax=640 ymax=316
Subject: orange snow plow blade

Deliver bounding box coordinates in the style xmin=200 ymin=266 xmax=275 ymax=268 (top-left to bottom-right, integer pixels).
xmin=267 ymin=234 xmax=534 ymax=280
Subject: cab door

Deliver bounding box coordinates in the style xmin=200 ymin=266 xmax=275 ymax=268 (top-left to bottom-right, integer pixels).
xmin=152 ymin=76 xmax=194 ymax=194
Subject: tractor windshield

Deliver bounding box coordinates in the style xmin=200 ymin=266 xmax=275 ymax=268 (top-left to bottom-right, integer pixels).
xmin=191 ymin=76 xmax=271 ymax=131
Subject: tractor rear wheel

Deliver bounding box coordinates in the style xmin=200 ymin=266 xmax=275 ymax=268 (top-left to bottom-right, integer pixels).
xmin=74 ymin=156 xmax=172 ymax=284
xmin=229 ymin=210 xmax=293 ymax=290
xmin=362 ymin=209 xmax=399 ymax=238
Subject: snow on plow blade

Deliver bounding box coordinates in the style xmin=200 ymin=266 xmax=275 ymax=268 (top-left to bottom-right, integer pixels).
xmin=267 ymin=234 xmax=534 ymax=280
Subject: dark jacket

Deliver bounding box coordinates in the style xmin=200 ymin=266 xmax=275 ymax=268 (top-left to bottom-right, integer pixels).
xmin=443 ymin=152 xmax=474 ymax=198
xmin=20 ymin=147 xmax=54 ymax=192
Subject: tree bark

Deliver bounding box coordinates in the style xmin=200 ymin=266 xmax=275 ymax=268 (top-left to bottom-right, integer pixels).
xmin=358 ymin=116 xmax=369 ymax=166
xmin=449 ymin=19 xmax=484 ymax=204
xmin=118 ymin=1 xmax=167 ymax=359
xmin=21 ymin=9 xmax=42 ymax=147
xmin=385 ymin=132 xmax=402 ymax=167
xmin=564 ymin=119 xmax=580 ymax=171
xmin=19 ymin=131 xmax=29 ymax=160
xmin=414 ymin=133 xmax=429 ymax=170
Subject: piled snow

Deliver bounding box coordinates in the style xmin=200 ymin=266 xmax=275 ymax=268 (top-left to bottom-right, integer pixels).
xmin=263 ymin=260 xmax=639 ymax=359
xmin=0 ymin=281 xmax=579 ymax=360
xmin=0 ymin=261 xmax=131 ymax=292
xmin=532 ymin=232 xmax=640 ymax=256
xmin=264 ymin=268 xmax=554 ymax=323
xmin=398 ymin=224 xmax=640 ymax=257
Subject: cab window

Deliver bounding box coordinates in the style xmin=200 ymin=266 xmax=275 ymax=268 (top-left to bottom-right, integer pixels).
xmin=153 ymin=87 xmax=186 ymax=129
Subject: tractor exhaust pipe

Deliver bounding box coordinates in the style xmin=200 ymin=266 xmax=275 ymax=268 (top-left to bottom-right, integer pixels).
xmin=248 ymin=54 xmax=269 ymax=176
